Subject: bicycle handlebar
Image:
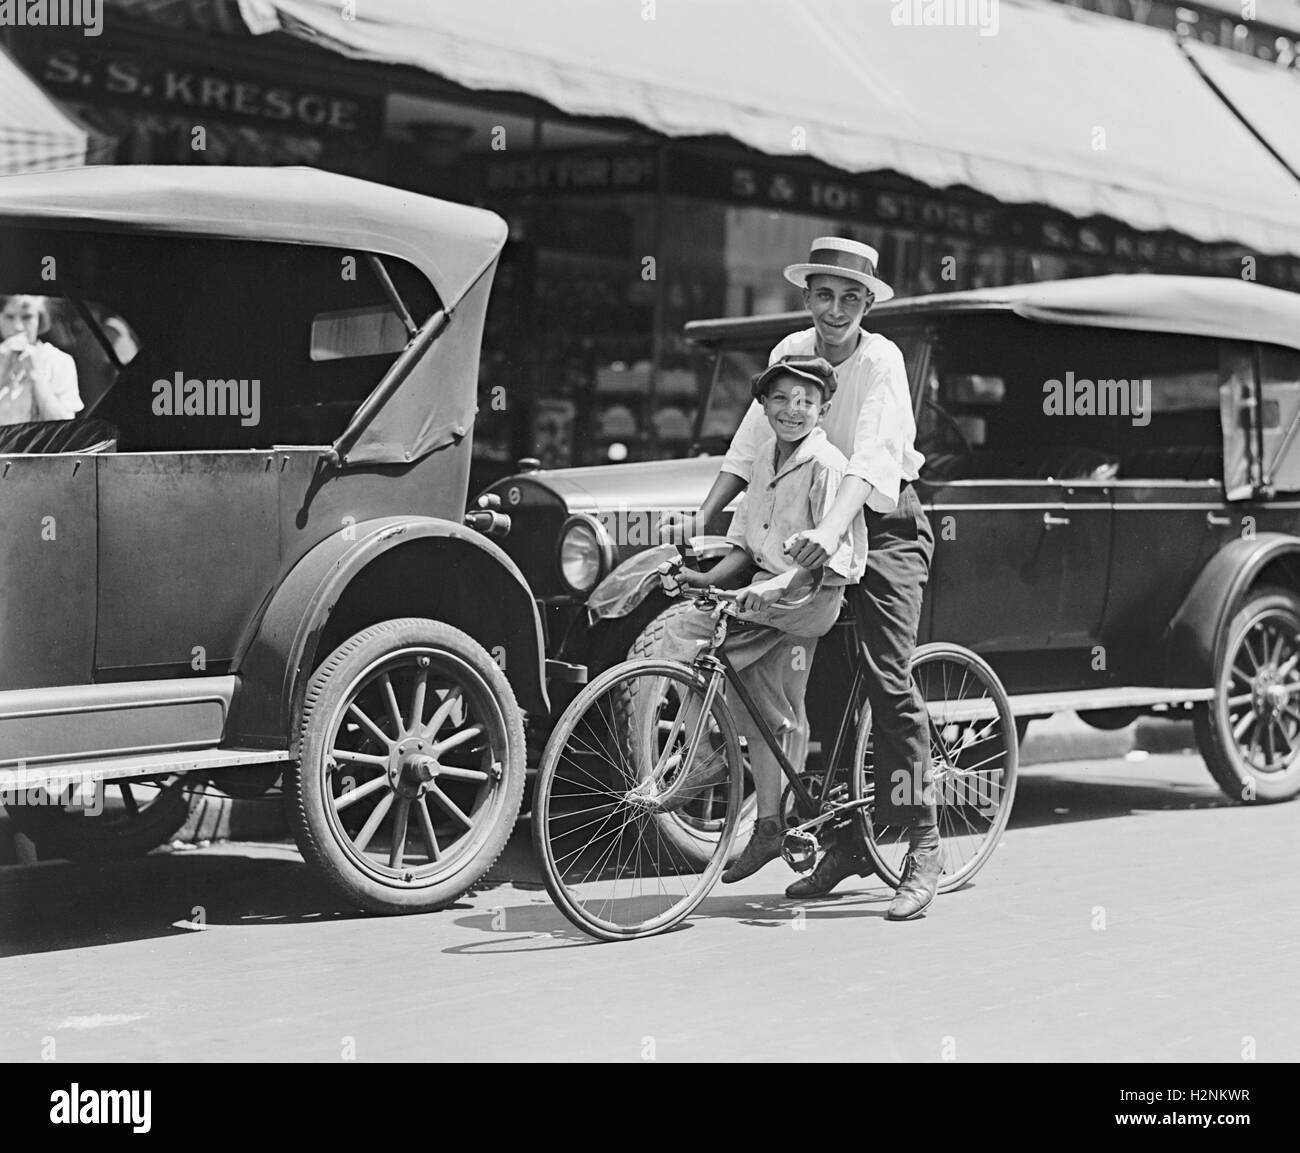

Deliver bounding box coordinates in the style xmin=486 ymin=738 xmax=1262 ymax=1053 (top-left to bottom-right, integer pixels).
xmin=657 ymin=559 xmax=820 ymax=613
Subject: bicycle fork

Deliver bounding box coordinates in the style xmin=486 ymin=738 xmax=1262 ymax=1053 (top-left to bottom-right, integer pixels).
xmin=627 ymin=660 xmax=727 ymax=801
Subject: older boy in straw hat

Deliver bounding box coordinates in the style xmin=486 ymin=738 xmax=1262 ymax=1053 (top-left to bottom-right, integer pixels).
xmin=684 ymin=236 xmax=940 ymax=921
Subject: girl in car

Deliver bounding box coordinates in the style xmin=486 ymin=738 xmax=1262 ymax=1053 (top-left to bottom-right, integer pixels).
xmin=0 ymin=295 xmax=82 ymax=426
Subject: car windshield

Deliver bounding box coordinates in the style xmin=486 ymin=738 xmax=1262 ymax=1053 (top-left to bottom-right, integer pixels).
xmin=694 ymin=324 xmax=927 ymax=454
xmin=0 ymin=224 xmax=440 ymax=452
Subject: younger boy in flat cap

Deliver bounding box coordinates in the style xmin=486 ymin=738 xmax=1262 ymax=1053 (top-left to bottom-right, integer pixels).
xmin=647 ymin=355 xmax=866 ymax=882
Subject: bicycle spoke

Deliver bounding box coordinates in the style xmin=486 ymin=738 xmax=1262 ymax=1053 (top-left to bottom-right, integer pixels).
xmin=535 ymin=662 xmax=740 ymax=938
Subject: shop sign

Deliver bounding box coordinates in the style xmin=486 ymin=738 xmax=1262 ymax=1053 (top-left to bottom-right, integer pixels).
xmin=24 ymin=38 xmax=380 ymax=136
xmin=484 ymin=147 xmax=658 ymax=196
xmin=676 ymin=150 xmax=1299 ymax=279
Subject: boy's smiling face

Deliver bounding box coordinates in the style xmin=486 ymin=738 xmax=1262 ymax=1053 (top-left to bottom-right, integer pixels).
xmin=761 ymin=374 xmax=828 ymax=444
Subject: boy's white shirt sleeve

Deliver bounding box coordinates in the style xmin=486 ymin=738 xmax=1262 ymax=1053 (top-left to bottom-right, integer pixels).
xmin=725 ymin=488 xmax=750 ymax=549
xmin=719 ymin=333 xmax=797 ymax=484
xmin=810 ymin=458 xmax=867 ymax=582
xmin=845 ymin=340 xmax=911 ymax=513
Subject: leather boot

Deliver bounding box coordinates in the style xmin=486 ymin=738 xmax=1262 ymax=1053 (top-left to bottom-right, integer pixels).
xmin=721 ymin=817 xmax=784 ymax=883
xmin=785 ymin=830 xmax=875 ymax=898
xmin=885 ymin=825 xmax=942 ymax=921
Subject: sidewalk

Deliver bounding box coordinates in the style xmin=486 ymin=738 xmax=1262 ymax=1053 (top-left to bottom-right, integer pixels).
xmin=0 ymin=713 xmax=1200 ymax=867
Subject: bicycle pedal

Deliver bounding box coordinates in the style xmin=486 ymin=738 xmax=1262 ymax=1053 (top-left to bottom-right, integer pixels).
xmin=781 ymin=830 xmax=820 ymax=873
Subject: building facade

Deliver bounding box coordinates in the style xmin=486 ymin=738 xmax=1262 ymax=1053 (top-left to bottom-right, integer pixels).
xmin=7 ymin=0 xmax=1300 ymax=487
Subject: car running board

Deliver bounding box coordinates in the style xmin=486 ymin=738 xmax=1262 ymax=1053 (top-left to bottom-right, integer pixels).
xmin=1006 ymin=685 xmax=1214 ymax=718
xmin=0 ymin=747 xmax=291 ymax=795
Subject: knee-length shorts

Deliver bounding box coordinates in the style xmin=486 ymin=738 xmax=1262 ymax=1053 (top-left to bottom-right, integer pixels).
xmin=650 ymin=579 xmax=845 ymax=758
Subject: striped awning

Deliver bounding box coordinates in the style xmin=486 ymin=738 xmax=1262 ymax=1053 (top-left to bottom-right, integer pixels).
xmin=0 ymin=45 xmax=89 ymax=174
xmin=240 ymin=0 xmax=1300 ymax=257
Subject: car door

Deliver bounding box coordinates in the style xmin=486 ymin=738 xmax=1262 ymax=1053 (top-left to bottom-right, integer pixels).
xmin=916 ymin=316 xmax=1117 ymax=661
xmin=0 ymin=453 xmax=96 ymax=690
xmin=1097 ymin=337 xmax=1242 ymax=680
xmin=1051 ymin=480 xmax=1112 ymax=648
xmin=95 ymin=450 xmax=281 ymax=678
xmin=924 ymin=476 xmax=1070 ymax=652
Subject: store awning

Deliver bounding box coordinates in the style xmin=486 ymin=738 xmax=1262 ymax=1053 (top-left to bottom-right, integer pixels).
xmin=0 ymin=45 xmax=88 ymax=173
xmin=240 ymin=0 xmax=1300 ymax=256
xmin=1182 ymin=40 xmax=1300 ymax=181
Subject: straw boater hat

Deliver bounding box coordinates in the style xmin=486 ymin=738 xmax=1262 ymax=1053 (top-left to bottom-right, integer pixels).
xmin=783 ymin=236 xmax=894 ymax=303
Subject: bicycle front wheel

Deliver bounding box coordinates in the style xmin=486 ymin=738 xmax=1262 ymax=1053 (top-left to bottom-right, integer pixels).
xmin=851 ymin=642 xmax=1018 ymax=892
xmin=531 ymin=658 xmax=745 ymax=941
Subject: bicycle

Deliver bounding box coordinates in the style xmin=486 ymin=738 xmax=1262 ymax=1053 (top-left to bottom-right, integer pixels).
xmin=531 ymin=562 xmax=1019 ymax=940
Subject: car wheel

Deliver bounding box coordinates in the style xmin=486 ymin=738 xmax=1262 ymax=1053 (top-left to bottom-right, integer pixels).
xmin=286 ymin=618 xmax=525 ymax=914
xmin=626 ymin=603 xmax=757 ymax=865
xmin=3 ymin=776 xmax=194 ymax=862
xmin=1194 ymin=585 xmax=1300 ymax=803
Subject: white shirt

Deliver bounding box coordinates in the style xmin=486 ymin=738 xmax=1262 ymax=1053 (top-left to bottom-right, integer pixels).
xmin=721 ymin=327 xmax=924 ymax=514
xmin=0 ymin=341 xmax=82 ymax=425
xmin=726 ymin=427 xmax=867 ymax=586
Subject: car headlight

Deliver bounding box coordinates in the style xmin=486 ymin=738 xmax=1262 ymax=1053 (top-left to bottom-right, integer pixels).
xmin=557 ymin=514 xmax=615 ymax=597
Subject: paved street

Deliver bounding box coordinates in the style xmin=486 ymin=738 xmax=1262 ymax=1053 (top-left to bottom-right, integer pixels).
xmin=1 ymin=748 xmax=1297 ymax=1063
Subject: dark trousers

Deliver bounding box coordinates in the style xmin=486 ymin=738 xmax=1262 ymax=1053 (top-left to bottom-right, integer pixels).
xmin=807 ymin=484 xmax=936 ymax=828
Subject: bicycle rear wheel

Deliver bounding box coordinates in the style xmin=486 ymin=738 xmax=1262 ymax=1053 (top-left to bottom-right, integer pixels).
xmin=532 ymin=658 xmax=744 ymax=940
xmin=851 ymin=642 xmax=1018 ymax=892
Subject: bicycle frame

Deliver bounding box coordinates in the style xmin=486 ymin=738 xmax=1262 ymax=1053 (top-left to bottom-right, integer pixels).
xmin=665 ymin=591 xmax=875 ymax=836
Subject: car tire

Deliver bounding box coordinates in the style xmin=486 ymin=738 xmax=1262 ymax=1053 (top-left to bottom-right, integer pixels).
xmin=1194 ymin=585 xmax=1300 ymax=804
xmin=286 ymin=618 xmax=525 ymax=914
xmin=2 ymin=777 xmax=194 ymax=862
xmin=625 ymin=603 xmax=757 ymax=865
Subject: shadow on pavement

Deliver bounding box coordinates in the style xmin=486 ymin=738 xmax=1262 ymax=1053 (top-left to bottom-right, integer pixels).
xmin=0 ymin=850 xmax=378 ymax=958
xmin=1008 ymin=768 xmax=1229 ymax=830
xmin=0 ymin=763 xmax=1236 ymax=959
xmin=442 ymin=881 xmax=901 ymax=952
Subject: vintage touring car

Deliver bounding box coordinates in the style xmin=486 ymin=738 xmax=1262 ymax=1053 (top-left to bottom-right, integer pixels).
xmin=0 ymin=166 xmax=555 ymax=914
xmin=484 ymin=275 xmax=1300 ymax=835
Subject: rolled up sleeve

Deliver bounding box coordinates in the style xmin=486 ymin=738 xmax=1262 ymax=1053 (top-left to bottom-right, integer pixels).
xmin=845 ymin=342 xmax=911 ymax=514
xmin=725 ymin=489 xmax=750 ymax=548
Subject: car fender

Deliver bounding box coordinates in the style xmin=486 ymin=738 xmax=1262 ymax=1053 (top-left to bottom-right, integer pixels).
xmin=230 ymin=515 xmax=548 ymax=747
xmin=1164 ymin=532 xmax=1300 ymax=687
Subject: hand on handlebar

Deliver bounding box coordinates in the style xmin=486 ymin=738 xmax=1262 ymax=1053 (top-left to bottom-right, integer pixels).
xmin=657 ymin=558 xmax=706 ymax=596
xmin=734 ymin=577 xmax=788 ymax=614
